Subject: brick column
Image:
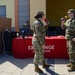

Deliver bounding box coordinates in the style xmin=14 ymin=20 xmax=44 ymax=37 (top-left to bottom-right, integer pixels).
xmin=14 ymin=0 xmax=19 ymax=32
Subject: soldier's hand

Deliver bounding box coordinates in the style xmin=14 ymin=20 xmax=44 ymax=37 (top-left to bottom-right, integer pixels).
xmin=61 ymin=20 xmax=65 ymax=25
xmin=61 ymin=20 xmax=65 ymax=29
xmin=72 ymin=38 xmax=75 ymax=42
xmin=42 ymin=45 xmax=45 ymax=49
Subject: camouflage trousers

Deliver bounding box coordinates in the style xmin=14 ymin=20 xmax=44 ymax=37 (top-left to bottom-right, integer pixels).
xmin=32 ymin=40 xmax=45 ymax=65
xmin=67 ymin=40 xmax=75 ymax=65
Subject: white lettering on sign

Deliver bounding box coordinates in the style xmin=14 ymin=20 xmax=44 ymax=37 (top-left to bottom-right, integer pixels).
xmin=44 ymin=50 xmax=50 ymax=52
xmin=28 ymin=46 xmax=34 ymax=50
xmin=44 ymin=45 xmax=54 ymax=50
xmin=28 ymin=45 xmax=55 ymax=50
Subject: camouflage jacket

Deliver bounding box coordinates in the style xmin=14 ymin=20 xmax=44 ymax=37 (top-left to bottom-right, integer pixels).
xmin=31 ymin=20 xmax=48 ymax=45
xmin=64 ymin=18 xmax=75 ymax=40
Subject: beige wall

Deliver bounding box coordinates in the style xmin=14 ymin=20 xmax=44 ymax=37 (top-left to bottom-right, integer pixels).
xmin=30 ymin=0 xmax=46 ymax=25
xmin=0 ymin=0 xmax=15 ymax=27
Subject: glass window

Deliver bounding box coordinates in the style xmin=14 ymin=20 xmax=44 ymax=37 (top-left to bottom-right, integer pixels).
xmin=0 ymin=5 xmax=6 ymax=18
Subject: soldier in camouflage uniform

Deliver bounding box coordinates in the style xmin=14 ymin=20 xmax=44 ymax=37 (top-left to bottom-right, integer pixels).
xmin=31 ymin=11 xmax=50 ymax=73
xmin=61 ymin=9 xmax=75 ymax=72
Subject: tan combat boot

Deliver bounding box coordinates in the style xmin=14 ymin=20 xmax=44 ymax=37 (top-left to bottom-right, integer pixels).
xmin=34 ymin=65 xmax=43 ymax=73
xmin=42 ymin=61 xmax=50 ymax=68
xmin=68 ymin=64 xmax=75 ymax=72
xmin=67 ymin=63 xmax=71 ymax=67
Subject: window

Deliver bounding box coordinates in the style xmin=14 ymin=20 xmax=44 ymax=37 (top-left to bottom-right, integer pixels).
xmin=0 ymin=6 xmax=6 ymax=18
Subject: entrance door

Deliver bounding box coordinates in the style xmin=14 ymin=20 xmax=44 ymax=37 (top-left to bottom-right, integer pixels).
xmin=46 ymin=0 xmax=75 ymax=26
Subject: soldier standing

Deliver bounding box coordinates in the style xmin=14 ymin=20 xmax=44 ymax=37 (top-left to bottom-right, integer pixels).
xmin=61 ymin=9 xmax=75 ymax=72
xmin=31 ymin=11 xmax=50 ymax=73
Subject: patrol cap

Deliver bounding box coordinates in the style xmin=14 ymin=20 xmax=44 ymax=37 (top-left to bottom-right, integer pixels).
xmin=67 ymin=9 xmax=75 ymax=14
xmin=36 ymin=11 xmax=45 ymax=16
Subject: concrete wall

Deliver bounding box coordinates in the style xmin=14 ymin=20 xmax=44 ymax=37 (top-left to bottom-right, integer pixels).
xmin=0 ymin=0 xmax=15 ymax=27
xmin=30 ymin=0 xmax=46 ymax=25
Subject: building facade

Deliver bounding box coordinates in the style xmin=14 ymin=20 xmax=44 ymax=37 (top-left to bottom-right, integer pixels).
xmin=0 ymin=0 xmax=29 ymax=31
xmin=0 ymin=0 xmax=75 ymax=31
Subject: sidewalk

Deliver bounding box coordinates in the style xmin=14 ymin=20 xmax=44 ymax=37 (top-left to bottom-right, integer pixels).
xmin=0 ymin=54 xmax=75 ymax=75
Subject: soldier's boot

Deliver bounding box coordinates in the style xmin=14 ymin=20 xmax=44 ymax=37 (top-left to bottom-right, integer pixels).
xmin=67 ymin=63 xmax=71 ymax=67
xmin=34 ymin=65 xmax=43 ymax=73
xmin=68 ymin=64 xmax=75 ymax=72
xmin=42 ymin=61 xmax=50 ymax=68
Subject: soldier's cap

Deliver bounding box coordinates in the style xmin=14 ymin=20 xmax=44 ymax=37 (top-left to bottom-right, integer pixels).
xmin=36 ymin=11 xmax=45 ymax=16
xmin=67 ymin=9 xmax=75 ymax=14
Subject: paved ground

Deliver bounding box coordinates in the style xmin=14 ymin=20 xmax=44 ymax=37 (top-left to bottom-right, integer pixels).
xmin=0 ymin=54 xmax=75 ymax=75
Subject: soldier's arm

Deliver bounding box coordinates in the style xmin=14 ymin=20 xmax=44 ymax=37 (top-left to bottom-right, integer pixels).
xmin=44 ymin=20 xmax=50 ymax=30
xmin=42 ymin=21 xmax=49 ymax=32
xmin=35 ymin=23 xmax=45 ymax=45
xmin=61 ymin=24 xmax=66 ymax=29
xmin=44 ymin=24 xmax=50 ymax=30
xmin=61 ymin=20 xmax=66 ymax=29
xmin=44 ymin=18 xmax=50 ymax=29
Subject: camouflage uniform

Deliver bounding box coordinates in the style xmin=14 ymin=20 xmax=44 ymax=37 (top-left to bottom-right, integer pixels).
xmin=32 ymin=20 xmax=48 ymax=65
xmin=64 ymin=14 xmax=75 ymax=65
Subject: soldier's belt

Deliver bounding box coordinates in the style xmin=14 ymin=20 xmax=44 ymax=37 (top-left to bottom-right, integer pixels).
xmin=33 ymin=36 xmax=42 ymax=46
